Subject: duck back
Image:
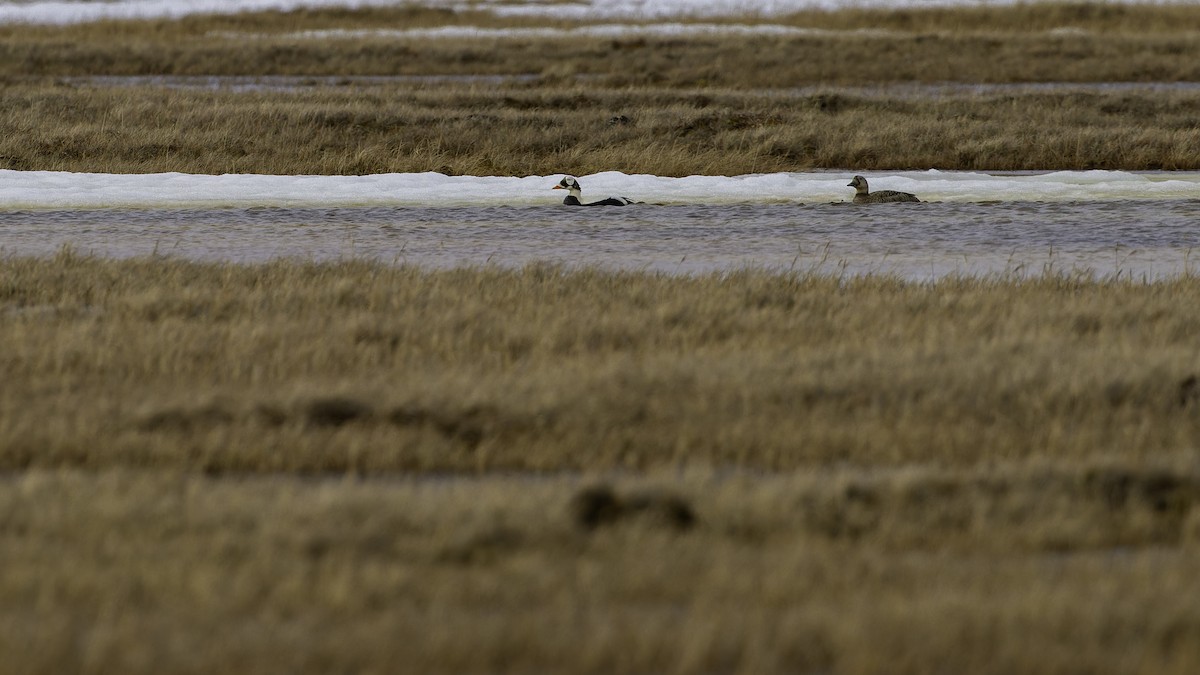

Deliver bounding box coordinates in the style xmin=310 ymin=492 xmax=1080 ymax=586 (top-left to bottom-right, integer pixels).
xmin=854 ymin=190 xmax=920 ymax=204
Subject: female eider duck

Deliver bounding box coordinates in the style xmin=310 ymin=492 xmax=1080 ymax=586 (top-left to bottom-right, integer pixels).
xmin=553 ymin=176 xmax=637 ymax=206
xmin=847 ymin=175 xmax=920 ymax=204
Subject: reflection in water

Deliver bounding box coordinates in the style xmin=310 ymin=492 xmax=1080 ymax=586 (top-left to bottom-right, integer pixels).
xmin=1 ymin=201 xmax=1197 ymax=279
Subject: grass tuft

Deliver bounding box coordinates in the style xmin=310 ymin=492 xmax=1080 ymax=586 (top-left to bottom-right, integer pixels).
xmin=304 ymin=396 xmax=373 ymax=427
xmin=571 ymin=484 xmax=698 ymax=532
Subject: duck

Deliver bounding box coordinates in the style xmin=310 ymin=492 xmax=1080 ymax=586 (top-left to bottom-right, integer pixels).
xmin=847 ymin=175 xmax=920 ymax=203
xmin=553 ymin=176 xmax=637 ymax=206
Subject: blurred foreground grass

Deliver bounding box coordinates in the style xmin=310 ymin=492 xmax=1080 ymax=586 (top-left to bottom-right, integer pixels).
xmin=5 ymin=252 xmax=1200 ymax=472
xmin=3 ymin=254 xmax=1200 ymax=673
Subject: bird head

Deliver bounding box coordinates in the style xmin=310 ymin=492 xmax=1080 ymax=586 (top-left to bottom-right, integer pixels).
xmin=553 ymin=176 xmax=581 ymax=192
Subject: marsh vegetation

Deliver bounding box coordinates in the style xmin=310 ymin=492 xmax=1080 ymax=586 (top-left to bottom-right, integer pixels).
xmin=3 ymin=3 xmax=1200 ymax=174
xmin=5 ymin=3 xmax=1200 ymax=672
xmin=6 ymin=3 xmax=1200 ymax=82
xmin=4 ymin=255 xmax=1200 ymax=673
xmin=5 ymin=253 xmax=1200 ymax=473
xmin=4 ymin=82 xmax=1200 ymax=175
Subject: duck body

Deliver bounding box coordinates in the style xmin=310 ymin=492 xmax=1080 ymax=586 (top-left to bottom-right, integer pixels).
xmin=553 ymin=176 xmax=637 ymax=206
xmin=848 ymin=175 xmax=920 ymax=203
xmin=560 ymin=194 xmax=636 ymax=206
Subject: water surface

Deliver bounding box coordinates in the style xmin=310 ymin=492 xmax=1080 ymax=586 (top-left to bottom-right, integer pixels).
xmin=3 ymin=201 xmax=1196 ymax=279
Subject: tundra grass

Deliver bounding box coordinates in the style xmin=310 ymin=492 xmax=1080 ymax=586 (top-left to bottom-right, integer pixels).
xmin=3 ymin=81 xmax=1200 ymax=174
xmin=3 ymin=254 xmax=1200 ymax=674
xmin=5 ymin=4 xmax=1200 ymax=668
xmin=4 ymin=3 xmax=1200 ymax=174
xmin=6 ymin=4 xmax=1200 ymax=84
xmin=5 ymin=24 xmax=1200 ymax=84
xmin=4 ymin=254 xmax=1199 ymax=473
xmin=7 ymin=2 xmax=1200 ymax=80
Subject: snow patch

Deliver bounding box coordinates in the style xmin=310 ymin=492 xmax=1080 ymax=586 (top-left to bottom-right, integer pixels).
xmin=2 ymin=169 xmax=1198 ymax=209
xmin=0 ymin=0 xmax=1190 ymax=25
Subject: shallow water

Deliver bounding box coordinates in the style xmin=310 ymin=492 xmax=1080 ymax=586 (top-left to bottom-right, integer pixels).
xmin=55 ymin=74 xmax=542 ymax=92
xmin=3 ymin=201 xmax=1197 ymax=279
xmin=52 ymin=75 xmax=1200 ymax=97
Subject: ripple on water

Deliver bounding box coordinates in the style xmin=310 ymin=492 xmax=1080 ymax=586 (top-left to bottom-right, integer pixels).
xmin=1 ymin=201 xmax=1198 ymax=280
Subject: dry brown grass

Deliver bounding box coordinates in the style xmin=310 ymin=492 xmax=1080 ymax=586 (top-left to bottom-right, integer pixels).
xmin=3 ymin=3 xmax=1200 ymax=174
xmin=4 ymin=253 xmax=1199 ymax=474
xmin=4 ymin=254 xmax=1200 ymax=673
xmin=3 ymin=81 xmax=1199 ymax=174
xmin=4 ymin=25 xmax=1200 ymax=85
xmin=5 ymin=4 xmax=1200 ymax=669
xmin=5 ymin=467 xmax=1200 ymax=674
xmin=5 ymin=4 xmax=1200 ymax=83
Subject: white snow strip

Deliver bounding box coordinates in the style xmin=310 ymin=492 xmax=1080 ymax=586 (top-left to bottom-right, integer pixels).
xmin=273 ymin=24 xmax=893 ymax=41
xmin=0 ymin=0 xmax=410 ymax=25
xmin=452 ymin=0 xmax=1199 ymax=20
xmin=1 ymin=169 xmax=1199 ymax=209
xmin=0 ymin=0 xmax=1194 ymax=25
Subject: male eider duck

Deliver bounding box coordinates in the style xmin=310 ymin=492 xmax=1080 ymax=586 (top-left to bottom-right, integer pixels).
xmin=553 ymin=176 xmax=637 ymax=206
xmin=847 ymin=175 xmax=920 ymax=204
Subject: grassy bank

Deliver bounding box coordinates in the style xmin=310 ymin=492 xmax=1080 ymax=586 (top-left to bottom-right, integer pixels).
xmin=5 ymin=3 xmax=1200 ymax=83
xmin=5 ymin=4 xmax=1200 ymax=668
xmin=4 ymin=254 xmax=1199 ymax=473
xmin=3 ymin=255 xmax=1200 ymax=673
xmin=3 ymin=3 xmax=1200 ymax=174
xmin=7 ymin=30 xmax=1200 ymax=85
xmin=3 ymin=82 xmax=1199 ymax=174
